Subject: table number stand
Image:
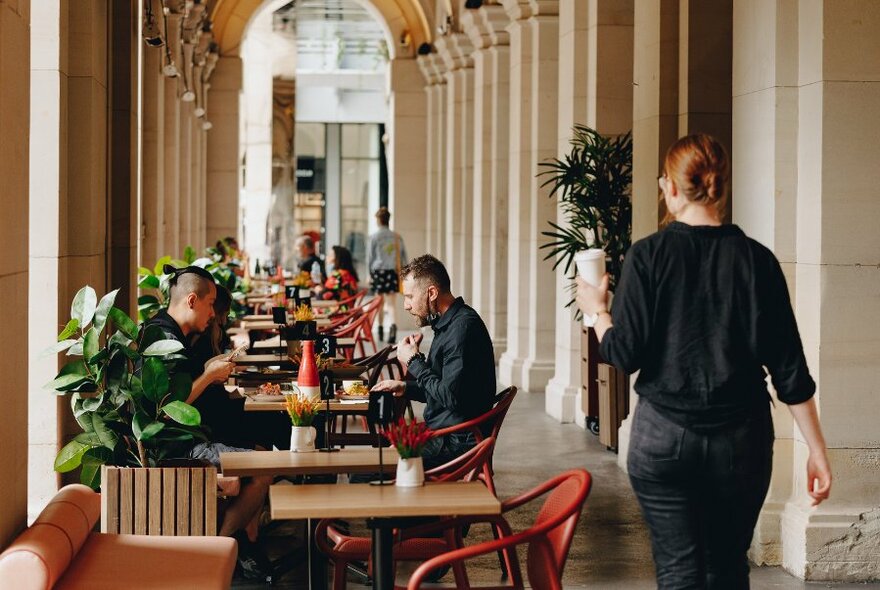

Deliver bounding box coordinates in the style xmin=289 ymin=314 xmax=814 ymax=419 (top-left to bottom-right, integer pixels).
xmin=319 ymin=371 xmax=339 ymax=453
xmin=368 ymin=391 xmax=394 ymax=486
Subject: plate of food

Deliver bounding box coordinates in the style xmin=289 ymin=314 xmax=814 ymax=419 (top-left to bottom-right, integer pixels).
xmin=337 ymin=381 xmax=369 ymax=400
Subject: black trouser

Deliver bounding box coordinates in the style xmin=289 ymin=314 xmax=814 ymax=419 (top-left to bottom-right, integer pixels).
xmin=627 ymin=401 xmax=774 ymax=590
xmin=421 ymin=432 xmax=476 ymax=471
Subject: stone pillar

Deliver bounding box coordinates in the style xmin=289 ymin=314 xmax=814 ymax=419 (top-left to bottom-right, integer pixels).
xmin=108 ymin=0 xmax=138 ymax=312
xmin=617 ymin=0 xmax=680 ymax=468
xmin=436 ymin=34 xmax=475 ymax=301
xmin=142 ymin=46 xmax=165 ymax=266
xmin=417 ymin=55 xmax=442 ymax=258
xmin=428 ymin=56 xmax=448 ymax=259
xmin=3 ymin=0 xmax=30 ymax=546
xmin=163 ymin=13 xmax=182 ymax=257
xmin=776 ymin=2 xmax=880 ymax=581
xmin=178 ymin=103 xmax=193 ymax=252
xmin=547 ymin=0 xmax=634 ymax=424
xmin=519 ymin=2 xmax=559 ymax=394
xmin=732 ymin=0 xmax=799 ymax=566
xmin=463 ymin=3 xmax=510 ymax=350
xmin=388 ymin=59 xmax=429 ymax=274
xmin=206 ymin=56 xmax=243 ymax=242
xmin=498 ymin=0 xmax=534 ymax=389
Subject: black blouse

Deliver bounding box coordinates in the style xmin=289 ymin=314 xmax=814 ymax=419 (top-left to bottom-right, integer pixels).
xmin=600 ymin=221 xmax=815 ymax=430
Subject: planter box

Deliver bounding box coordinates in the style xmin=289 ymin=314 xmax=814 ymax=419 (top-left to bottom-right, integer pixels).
xmin=597 ymin=363 xmax=630 ymax=451
xmin=100 ymin=466 xmax=218 ymax=535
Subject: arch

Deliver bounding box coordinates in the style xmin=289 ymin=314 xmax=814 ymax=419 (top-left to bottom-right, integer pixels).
xmin=210 ymin=0 xmax=432 ymax=59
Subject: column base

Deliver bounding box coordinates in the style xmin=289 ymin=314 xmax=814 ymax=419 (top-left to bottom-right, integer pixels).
xmin=491 ymin=337 xmax=507 ymax=363
xmin=498 ymin=352 xmax=524 ymax=388
xmin=616 ymin=393 xmax=638 ymax=472
xmin=545 ymin=377 xmax=579 ymax=423
xmin=575 ymin=391 xmax=587 ymax=429
xmin=751 ymin=500 xmax=787 ymax=566
xmin=520 ymin=358 xmax=555 ymax=393
xmin=781 ymin=501 xmax=880 ymax=582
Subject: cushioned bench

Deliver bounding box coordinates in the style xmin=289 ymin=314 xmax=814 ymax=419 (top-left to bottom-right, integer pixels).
xmin=0 ymin=484 xmax=237 ymax=590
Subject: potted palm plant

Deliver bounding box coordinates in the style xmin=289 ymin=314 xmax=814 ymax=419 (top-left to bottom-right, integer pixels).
xmin=539 ymin=125 xmax=633 ymax=442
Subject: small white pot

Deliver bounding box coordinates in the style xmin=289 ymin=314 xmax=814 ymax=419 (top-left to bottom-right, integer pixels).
xmin=395 ymin=456 xmax=425 ymax=487
xmin=290 ymin=426 xmax=317 ymax=452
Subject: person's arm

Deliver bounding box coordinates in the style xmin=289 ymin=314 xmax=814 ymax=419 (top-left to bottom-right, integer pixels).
xmin=406 ymin=332 xmax=469 ymax=412
xmin=186 ymin=359 xmax=234 ymax=405
xmin=787 ymin=398 xmax=832 ymax=505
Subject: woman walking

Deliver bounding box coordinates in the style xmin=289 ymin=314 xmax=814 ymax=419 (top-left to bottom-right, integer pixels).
xmin=577 ymin=133 xmax=831 ymax=589
xmin=368 ymin=207 xmax=407 ymax=343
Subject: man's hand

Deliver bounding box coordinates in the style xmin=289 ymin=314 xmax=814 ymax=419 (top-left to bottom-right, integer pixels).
xmin=371 ymin=380 xmax=407 ymax=397
xmin=204 ymin=358 xmax=234 ymax=384
xmin=396 ymin=333 xmax=422 ymax=366
xmin=806 ymin=449 xmax=832 ymax=506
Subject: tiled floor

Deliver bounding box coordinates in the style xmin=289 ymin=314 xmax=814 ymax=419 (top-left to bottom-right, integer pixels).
xmin=234 ymin=347 xmax=878 ymax=588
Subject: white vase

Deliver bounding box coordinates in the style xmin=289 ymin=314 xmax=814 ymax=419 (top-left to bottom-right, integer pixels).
xmin=395 ymin=456 xmax=425 ymax=487
xmin=290 ymin=426 xmax=317 ymax=452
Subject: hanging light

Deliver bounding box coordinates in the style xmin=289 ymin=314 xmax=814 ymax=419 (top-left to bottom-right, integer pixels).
xmin=202 ymin=121 xmax=213 ymax=131
xmin=182 ymin=89 xmax=196 ymax=102
xmin=194 ymin=107 xmax=206 ymax=117
xmin=163 ymin=62 xmax=178 ymax=77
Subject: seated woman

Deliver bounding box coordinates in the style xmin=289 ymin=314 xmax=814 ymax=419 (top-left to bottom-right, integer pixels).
xmin=318 ymin=245 xmax=359 ymax=301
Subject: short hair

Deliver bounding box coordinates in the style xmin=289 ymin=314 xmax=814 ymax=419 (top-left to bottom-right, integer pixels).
xmin=401 ymin=254 xmax=450 ymax=294
xmin=375 ymin=207 xmax=391 ymax=226
xmin=296 ymin=235 xmax=315 ymax=250
xmin=167 ymin=266 xmax=216 ymax=302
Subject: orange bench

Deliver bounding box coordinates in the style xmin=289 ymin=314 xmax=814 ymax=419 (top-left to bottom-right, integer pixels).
xmin=0 ymin=484 xmax=237 ymax=590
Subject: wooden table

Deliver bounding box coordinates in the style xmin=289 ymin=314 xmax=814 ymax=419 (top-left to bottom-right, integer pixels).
xmin=241 ymin=318 xmax=331 ymax=331
xmin=252 ymin=336 xmax=356 ymax=351
xmin=270 ymin=482 xmax=501 ymax=590
xmin=233 ymin=354 xmax=296 ymax=367
xmin=219 ymin=448 xmax=392 ymax=477
xmin=243 ymin=396 xmax=368 ymax=413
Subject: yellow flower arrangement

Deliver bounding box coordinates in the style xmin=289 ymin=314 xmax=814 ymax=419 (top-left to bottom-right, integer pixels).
xmin=290 ymin=271 xmax=313 ymax=288
xmin=293 ymin=303 xmax=315 ymax=321
xmin=284 ymin=393 xmax=322 ymax=426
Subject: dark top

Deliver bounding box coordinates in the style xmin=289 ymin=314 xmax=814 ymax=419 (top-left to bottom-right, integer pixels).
xmin=405 ymin=297 xmax=496 ymax=430
xmin=600 ymin=221 xmax=815 ymax=430
xmin=143 ymin=309 xmax=198 ymax=378
xmin=298 ymin=254 xmax=327 ymax=283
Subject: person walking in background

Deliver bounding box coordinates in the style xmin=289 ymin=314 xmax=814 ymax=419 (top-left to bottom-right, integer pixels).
xmin=368 ymin=206 xmax=407 ymax=343
xmin=576 ymin=133 xmax=831 ymax=589
xmin=317 ymin=245 xmax=360 ymax=301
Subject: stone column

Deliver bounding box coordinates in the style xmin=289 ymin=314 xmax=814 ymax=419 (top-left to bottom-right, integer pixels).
xmin=163 ymin=13 xmax=182 ymax=257
xmin=463 ymin=3 xmax=510 ymax=347
xmin=388 ymin=59 xmax=429 ymax=273
xmin=519 ymin=2 xmax=560 ymax=393
xmin=732 ymin=0 xmax=799 ymax=566
xmin=3 ymin=0 xmax=30 ymax=546
xmin=436 ymin=34 xmax=475 ymax=301
xmin=776 ymin=2 xmax=880 ymax=581
xmin=178 ymin=103 xmax=193 ymax=252
xmin=547 ymin=0 xmax=634 ymax=423
xmin=617 ymin=0 xmax=680 ymax=467
xmin=428 ymin=56 xmax=448 ymax=259
xmin=498 ymin=0 xmax=534 ymax=389
xmin=142 ymin=46 xmax=165 ymax=266
xmin=417 ymin=55 xmax=442 ymax=257
xmin=206 ymin=56 xmax=243 ymax=242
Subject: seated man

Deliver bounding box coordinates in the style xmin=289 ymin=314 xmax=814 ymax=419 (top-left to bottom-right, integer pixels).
xmin=142 ymin=266 xmax=272 ymax=580
xmin=372 ymin=255 xmax=496 ymax=469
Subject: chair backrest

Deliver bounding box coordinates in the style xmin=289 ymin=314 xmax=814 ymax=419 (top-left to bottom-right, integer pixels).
xmin=0 ymin=484 xmax=100 ymax=590
xmin=431 ymin=386 xmax=517 ymax=442
xmin=524 ymin=469 xmax=591 ymax=585
xmin=424 ymin=437 xmax=496 ymax=484
xmin=364 ymin=346 xmax=394 ymax=389
xmin=359 ymin=295 xmax=384 ymax=332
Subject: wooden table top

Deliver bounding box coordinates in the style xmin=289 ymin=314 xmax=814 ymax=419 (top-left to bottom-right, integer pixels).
xmin=220 ymin=448 xmax=393 ymax=477
xmin=241 ymin=318 xmax=331 ymax=331
xmin=269 ymin=481 xmax=501 ymax=520
xmin=234 ymin=354 xmax=296 ymax=366
xmin=243 ymin=396 xmax=368 ymax=412
xmin=253 ymin=336 xmax=356 ymax=350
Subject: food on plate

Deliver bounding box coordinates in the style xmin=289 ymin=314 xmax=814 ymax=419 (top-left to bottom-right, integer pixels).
xmin=344 ymin=382 xmax=369 ymax=397
xmin=258 ymin=383 xmax=282 ymax=396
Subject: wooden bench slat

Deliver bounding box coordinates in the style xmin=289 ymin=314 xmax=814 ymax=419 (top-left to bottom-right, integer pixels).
xmin=119 ymin=469 xmax=134 ymax=534
xmin=148 ymin=468 xmax=162 ymax=535
xmin=191 ymin=468 xmax=204 ymax=534
xmin=176 ymin=469 xmax=190 ymax=535
xmin=205 ymin=469 xmax=217 ymax=535
xmin=162 ymin=468 xmax=176 ymax=536
xmin=101 ymin=466 xmax=120 ymax=534
xmin=134 ymin=469 xmax=148 ymax=534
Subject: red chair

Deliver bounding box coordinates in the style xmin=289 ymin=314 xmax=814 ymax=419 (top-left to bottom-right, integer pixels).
xmin=430 ymin=387 xmax=517 ymax=496
xmin=315 ymin=437 xmax=498 ymax=590
xmin=326 ymin=313 xmax=373 ymax=362
xmin=406 ymin=469 xmax=593 ymax=590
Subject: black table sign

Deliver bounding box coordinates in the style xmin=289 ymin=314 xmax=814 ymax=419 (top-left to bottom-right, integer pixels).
xmin=271 ymin=306 xmax=287 ymax=325
xmin=284 ymin=320 xmax=317 ymax=341
xmin=316 ymin=334 xmax=337 ymax=358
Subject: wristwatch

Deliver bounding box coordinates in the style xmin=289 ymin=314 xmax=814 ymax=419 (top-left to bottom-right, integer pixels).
xmin=588 ymin=310 xmax=611 ymax=325
xmin=407 ymin=352 xmax=427 ymax=368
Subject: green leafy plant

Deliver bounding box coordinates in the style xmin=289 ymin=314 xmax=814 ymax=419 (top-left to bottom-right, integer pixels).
xmin=45 ymin=286 xmax=204 ymax=489
xmin=539 ymin=125 xmax=633 ymax=294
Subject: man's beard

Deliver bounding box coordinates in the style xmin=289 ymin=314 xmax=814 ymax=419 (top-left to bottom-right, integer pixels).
xmin=411 ymin=295 xmax=436 ymax=327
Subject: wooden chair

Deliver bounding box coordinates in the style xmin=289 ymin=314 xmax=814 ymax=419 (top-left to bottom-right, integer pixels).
xmin=406 ymin=469 xmax=593 ymax=590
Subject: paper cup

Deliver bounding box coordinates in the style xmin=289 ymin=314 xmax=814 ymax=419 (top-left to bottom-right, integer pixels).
xmin=574 ymin=249 xmax=606 ymax=327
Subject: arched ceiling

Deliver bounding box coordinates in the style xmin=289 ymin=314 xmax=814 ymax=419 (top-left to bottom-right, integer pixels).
xmin=209 ymin=0 xmax=432 ymax=59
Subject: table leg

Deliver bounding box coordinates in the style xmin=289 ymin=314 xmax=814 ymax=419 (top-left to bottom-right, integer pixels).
xmin=369 ymin=519 xmax=394 ymax=590
xmin=308 ymin=518 xmax=328 ymax=590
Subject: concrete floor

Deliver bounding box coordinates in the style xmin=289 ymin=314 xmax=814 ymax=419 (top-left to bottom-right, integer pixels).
xmin=234 ymin=336 xmax=878 ymax=588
